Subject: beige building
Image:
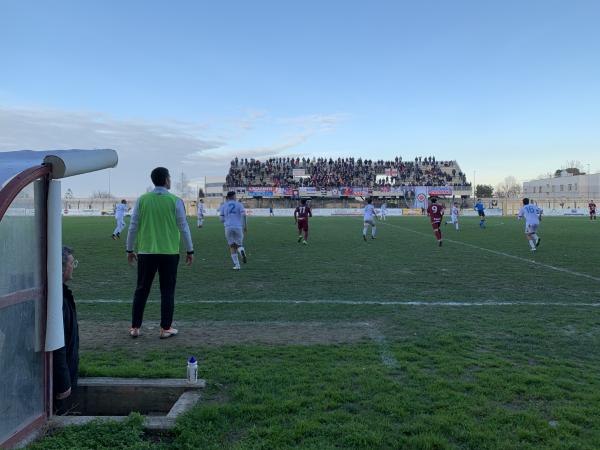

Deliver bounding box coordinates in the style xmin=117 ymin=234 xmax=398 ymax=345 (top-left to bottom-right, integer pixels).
xmin=522 ymin=171 xmax=600 ymax=209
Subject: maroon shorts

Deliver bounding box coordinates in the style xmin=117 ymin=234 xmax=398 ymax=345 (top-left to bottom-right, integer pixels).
xmin=431 ymin=221 xmax=441 ymax=231
xmin=297 ymin=220 xmax=308 ymax=232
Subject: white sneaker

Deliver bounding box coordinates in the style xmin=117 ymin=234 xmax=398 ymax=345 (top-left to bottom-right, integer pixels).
xmin=530 ymin=248 xmax=536 ymax=252
xmin=233 ymin=265 xmax=241 ymax=270
xmin=129 ymin=327 xmax=140 ymax=338
xmin=159 ymin=327 xmax=178 ymax=339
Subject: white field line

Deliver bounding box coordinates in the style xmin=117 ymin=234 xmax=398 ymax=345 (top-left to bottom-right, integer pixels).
xmin=364 ymin=322 xmax=399 ymax=369
xmin=382 ymin=221 xmax=600 ymax=283
xmin=77 ymin=299 xmax=600 ymax=307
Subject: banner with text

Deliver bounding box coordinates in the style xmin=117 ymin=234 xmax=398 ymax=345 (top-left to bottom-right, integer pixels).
xmin=427 ymin=186 xmax=453 ymax=196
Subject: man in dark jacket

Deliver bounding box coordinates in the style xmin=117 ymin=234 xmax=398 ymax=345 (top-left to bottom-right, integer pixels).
xmin=53 ymin=246 xmax=79 ymax=414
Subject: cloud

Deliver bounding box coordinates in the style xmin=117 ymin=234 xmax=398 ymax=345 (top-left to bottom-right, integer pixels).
xmin=277 ymin=113 xmax=350 ymax=132
xmin=0 ymin=105 xmax=348 ymax=195
xmin=190 ymin=133 xmax=311 ymax=163
xmin=0 ymin=106 xmax=222 ymax=158
xmin=193 ymin=113 xmax=351 ymax=163
xmin=237 ymin=109 xmax=267 ymax=130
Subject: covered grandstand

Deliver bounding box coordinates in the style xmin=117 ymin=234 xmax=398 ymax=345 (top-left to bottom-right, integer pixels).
xmin=223 ymin=156 xmax=472 ymax=208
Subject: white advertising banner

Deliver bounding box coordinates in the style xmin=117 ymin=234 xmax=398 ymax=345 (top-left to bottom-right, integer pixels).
xmin=462 ymin=208 xmax=503 ymax=217
xmin=541 ymin=208 xmax=588 ymax=216
xmin=210 ymin=208 xmax=404 ymax=217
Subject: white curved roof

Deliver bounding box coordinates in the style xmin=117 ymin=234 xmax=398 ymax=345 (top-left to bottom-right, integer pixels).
xmin=0 ymin=149 xmax=118 ymax=187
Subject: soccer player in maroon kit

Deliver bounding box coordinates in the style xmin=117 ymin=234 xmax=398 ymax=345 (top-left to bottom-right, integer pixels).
xmin=294 ymin=198 xmax=312 ymax=244
xmin=427 ymin=197 xmax=445 ymax=246
xmin=589 ymin=200 xmax=597 ymax=220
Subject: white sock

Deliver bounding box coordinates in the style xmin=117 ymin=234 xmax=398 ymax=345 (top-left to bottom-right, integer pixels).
xmin=363 ymin=226 xmax=368 ymax=236
xmin=455 ymin=223 xmax=459 ymax=231
xmin=528 ymin=239 xmax=536 ymax=249
xmin=532 ymin=234 xmax=539 ymax=242
xmin=231 ymin=253 xmax=240 ymax=266
xmin=237 ymin=246 xmax=245 ymax=254
xmin=372 ymin=227 xmax=376 ymax=238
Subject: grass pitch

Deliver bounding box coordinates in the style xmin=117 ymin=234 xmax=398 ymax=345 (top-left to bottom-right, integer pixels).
xmin=32 ymin=216 xmax=600 ymax=449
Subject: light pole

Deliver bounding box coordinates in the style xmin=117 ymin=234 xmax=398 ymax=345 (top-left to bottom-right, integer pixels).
xmin=588 ymin=164 xmax=591 ymax=201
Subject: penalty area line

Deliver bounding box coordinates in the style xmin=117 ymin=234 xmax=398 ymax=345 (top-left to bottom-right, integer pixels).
xmin=382 ymin=222 xmax=600 ymax=283
xmin=77 ymin=299 xmax=600 ymax=307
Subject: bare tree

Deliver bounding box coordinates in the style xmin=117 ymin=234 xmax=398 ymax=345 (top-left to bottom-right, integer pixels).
xmin=176 ymin=172 xmax=193 ymax=199
xmin=495 ymin=176 xmax=521 ymax=198
xmin=562 ymin=160 xmax=584 ymax=171
xmin=91 ymin=191 xmax=114 ymax=199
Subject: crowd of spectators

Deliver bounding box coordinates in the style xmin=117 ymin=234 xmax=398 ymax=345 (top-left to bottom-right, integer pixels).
xmin=226 ymin=156 xmax=470 ymax=188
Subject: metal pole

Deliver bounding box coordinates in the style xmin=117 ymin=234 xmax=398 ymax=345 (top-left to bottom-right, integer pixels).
xmin=588 ymin=164 xmax=591 ymax=201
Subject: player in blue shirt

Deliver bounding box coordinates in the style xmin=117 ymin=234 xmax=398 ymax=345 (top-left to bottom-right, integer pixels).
xmin=474 ymin=199 xmax=486 ymax=228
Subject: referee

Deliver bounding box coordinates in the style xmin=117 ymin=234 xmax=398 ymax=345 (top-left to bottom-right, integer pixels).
xmin=126 ymin=167 xmax=194 ymax=339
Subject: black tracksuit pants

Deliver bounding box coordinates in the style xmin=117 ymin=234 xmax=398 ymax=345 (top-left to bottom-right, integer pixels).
xmin=131 ymin=254 xmax=179 ymax=329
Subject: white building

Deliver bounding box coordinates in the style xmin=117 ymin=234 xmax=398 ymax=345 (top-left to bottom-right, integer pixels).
xmin=522 ymin=171 xmax=600 ymax=208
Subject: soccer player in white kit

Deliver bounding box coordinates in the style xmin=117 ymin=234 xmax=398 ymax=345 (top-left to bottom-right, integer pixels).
xmin=445 ymin=202 xmax=460 ymax=231
xmin=363 ymin=198 xmax=378 ymax=241
xmin=517 ymin=197 xmax=542 ymax=252
xmin=219 ymin=191 xmax=247 ymax=270
xmin=380 ymin=202 xmax=387 ymax=221
xmin=197 ymin=199 xmax=204 ymax=228
xmin=112 ymin=199 xmax=128 ymax=239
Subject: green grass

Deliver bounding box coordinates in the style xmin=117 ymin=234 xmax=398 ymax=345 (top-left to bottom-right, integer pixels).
xmin=33 ymin=216 xmax=600 ymax=449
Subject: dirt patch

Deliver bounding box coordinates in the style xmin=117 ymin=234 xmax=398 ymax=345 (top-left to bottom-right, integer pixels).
xmin=79 ymin=320 xmax=372 ymax=351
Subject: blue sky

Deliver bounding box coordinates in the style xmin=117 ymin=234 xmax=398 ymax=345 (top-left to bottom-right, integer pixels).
xmin=1 ymin=0 xmax=599 ymax=195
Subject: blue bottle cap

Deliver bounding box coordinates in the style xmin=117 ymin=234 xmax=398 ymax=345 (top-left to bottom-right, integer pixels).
xmin=189 ymin=356 xmax=196 ymax=363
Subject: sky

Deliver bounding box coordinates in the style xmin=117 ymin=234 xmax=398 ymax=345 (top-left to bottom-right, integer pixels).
xmin=1 ymin=0 xmax=599 ymax=196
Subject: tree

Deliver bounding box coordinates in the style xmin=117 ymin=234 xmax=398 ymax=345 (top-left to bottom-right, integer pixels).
xmin=176 ymin=172 xmax=193 ymax=199
xmin=91 ymin=191 xmax=114 ymax=199
xmin=495 ymin=176 xmax=521 ymax=198
xmin=475 ymin=184 xmax=494 ymax=198
xmin=555 ymin=160 xmax=585 ymax=177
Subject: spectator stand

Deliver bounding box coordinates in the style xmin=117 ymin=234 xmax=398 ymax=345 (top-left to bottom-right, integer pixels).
xmin=224 ymin=156 xmax=471 ymax=209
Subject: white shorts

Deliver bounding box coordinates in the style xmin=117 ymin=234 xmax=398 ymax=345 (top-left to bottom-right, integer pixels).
xmin=450 ymin=215 xmax=458 ymax=223
xmin=225 ymin=227 xmax=244 ymax=246
xmin=364 ymin=218 xmax=376 ymax=226
xmin=525 ymin=223 xmax=539 ymax=234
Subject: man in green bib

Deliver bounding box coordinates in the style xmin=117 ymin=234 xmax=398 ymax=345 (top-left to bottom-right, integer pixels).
xmin=126 ymin=167 xmax=194 ymax=339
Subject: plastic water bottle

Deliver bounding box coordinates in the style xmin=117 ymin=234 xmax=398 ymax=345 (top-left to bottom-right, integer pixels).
xmin=187 ymin=356 xmax=198 ymax=384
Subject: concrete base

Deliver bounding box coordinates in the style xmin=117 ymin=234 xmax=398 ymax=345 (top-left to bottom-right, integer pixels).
xmin=50 ymin=377 xmax=205 ymax=432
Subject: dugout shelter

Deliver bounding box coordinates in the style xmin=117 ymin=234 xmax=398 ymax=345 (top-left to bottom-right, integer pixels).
xmin=0 ymin=149 xmax=117 ymax=448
